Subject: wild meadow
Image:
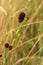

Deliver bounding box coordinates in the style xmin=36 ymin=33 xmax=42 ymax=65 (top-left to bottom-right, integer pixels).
xmin=0 ymin=0 xmax=43 ymax=65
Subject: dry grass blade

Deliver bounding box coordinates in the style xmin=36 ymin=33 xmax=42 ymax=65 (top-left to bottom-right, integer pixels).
xmin=0 ymin=6 xmax=7 ymax=15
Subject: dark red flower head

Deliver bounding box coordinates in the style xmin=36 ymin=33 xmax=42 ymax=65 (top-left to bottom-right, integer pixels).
xmin=18 ymin=12 xmax=25 ymax=23
xmin=4 ymin=43 xmax=9 ymax=48
xmin=9 ymin=45 xmax=12 ymax=50
xmin=0 ymin=54 xmax=2 ymax=57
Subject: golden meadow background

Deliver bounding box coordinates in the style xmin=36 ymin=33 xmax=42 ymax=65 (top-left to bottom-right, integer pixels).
xmin=0 ymin=0 xmax=43 ymax=65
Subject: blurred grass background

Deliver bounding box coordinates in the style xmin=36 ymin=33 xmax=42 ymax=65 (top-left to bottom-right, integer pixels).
xmin=0 ymin=0 xmax=43 ymax=65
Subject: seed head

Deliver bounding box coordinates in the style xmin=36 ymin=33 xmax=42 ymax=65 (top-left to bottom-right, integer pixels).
xmin=4 ymin=43 xmax=9 ymax=48
xmin=0 ymin=54 xmax=2 ymax=57
xmin=18 ymin=12 xmax=25 ymax=23
xmin=9 ymin=45 xmax=12 ymax=50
